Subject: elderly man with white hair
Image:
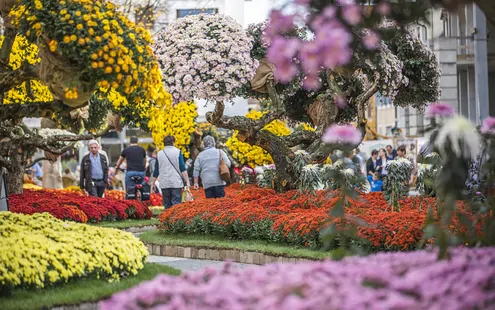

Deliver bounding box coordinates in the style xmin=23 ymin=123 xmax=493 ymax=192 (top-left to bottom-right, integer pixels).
xmin=80 ymin=139 xmax=109 ymax=197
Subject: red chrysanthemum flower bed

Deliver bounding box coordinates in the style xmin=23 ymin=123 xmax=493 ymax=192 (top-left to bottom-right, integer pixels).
xmin=10 ymin=189 xmax=152 ymax=223
xmin=159 ymin=185 xmax=481 ymax=251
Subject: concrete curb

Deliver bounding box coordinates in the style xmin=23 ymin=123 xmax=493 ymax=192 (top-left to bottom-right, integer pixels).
xmin=144 ymin=243 xmax=318 ymax=265
xmin=122 ymin=225 xmax=157 ymax=233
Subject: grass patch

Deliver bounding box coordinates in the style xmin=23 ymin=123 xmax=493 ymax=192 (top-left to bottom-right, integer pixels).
xmin=139 ymin=230 xmax=331 ymax=260
xmin=0 ymin=263 xmax=180 ymax=310
xmin=92 ymin=218 xmax=159 ymax=229
xmin=151 ymin=208 xmax=163 ymax=217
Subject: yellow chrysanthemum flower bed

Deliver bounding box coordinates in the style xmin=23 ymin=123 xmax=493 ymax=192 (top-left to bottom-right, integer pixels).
xmin=226 ymin=110 xmax=291 ymax=167
xmin=0 ymin=212 xmax=148 ymax=291
xmin=148 ymin=101 xmax=198 ymax=157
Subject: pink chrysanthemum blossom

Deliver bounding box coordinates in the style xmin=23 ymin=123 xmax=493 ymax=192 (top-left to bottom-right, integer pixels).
xmin=425 ymin=102 xmax=455 ymax=118
xmin=480 ymin=116 xmax=495 ymax=135
xmin=322 ymin=124 xmax=362 ymax=145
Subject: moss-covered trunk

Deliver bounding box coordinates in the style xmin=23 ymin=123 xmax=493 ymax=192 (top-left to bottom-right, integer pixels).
xmin=6 ymin=154 xmax=25 ymax=195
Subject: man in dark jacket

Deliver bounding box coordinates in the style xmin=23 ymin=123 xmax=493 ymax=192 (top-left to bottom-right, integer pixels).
xmin=80 ymin=140 xmax=108 ymax=197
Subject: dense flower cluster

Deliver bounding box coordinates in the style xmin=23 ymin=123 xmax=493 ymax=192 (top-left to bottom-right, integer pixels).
xmin=226 ymin=110 xmax=291 ymax=167
xmin=0 ymin=212 xmax=148 ymax=291
xmin=11 ymin=0 xmax=164 ymax=106
xmin=159 ymin=186 xmax=478 ymax=250
xmin=154 ymin=14 xmax=258 ymax=102
xmin=102 ymin=247 xmax=495 ymax=310
xmin=10 ymin=189 xmax=152 ymax=223
xmin=148 ymin=101 xmax=197 ymax=154
xmin=0 ymin=35 xmax=53 ymax=104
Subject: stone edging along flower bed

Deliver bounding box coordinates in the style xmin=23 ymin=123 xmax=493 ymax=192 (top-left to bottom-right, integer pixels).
xmin=51 ymin=302 xmax=98 ymax=310
xmin=144 ymin=243 xmax=318 ymax=265
xmin=122 ymin=225 xmax=157 ymax=233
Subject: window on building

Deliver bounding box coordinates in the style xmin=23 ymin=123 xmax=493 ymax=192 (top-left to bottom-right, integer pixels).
xmin=176 ymin=8 xmax=218 ymax=18
xmin=441 ymin=9 xmax=451 ymax=37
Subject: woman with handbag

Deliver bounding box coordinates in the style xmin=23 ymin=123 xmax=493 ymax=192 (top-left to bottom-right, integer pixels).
xmin=193 ymin=136 xmax=231 ymax=198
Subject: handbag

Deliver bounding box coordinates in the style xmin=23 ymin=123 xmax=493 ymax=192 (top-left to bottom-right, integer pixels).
xmin=163 ymin=150 xmax=187 ymax=187
xmin=218 ymin=150 xmax=230 ymax=182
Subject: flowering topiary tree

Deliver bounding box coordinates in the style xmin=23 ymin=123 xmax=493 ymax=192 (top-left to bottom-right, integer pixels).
xmin=155 ymin=13 xmax=440 ymax=192
xmin=0 ymin=0 xmax=173 ymax=193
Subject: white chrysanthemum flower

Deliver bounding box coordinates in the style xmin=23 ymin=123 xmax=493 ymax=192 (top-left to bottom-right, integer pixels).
xmin=418 ymin=164 xmax=434 ymax=175
xmin=425 ymin=152 xmax=440 ymax=159
xmin=330 ymin=160 xmax=344 ymax=170
xmin=434 ymin=116 xmax=481 ymax=159
xmin=389 ymin=157 xmax=413 ymax=168
xmin=294 ymin=150 xmax=309 ymax=156
xmin=302 ymin=164 xmax=319 ymax=173
xmin=342 ymin=168 xmax=355 ymax=177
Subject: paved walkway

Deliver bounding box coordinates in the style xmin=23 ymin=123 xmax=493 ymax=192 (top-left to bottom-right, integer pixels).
xmin=148 ymin=255 xmax=248 ymax=272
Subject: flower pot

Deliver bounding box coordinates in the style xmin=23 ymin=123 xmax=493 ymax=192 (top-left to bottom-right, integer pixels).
xmin=38 ymin=45 xmax=96 ymax=108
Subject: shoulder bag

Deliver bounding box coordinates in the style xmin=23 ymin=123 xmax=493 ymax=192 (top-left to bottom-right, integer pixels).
xmin=218 ymin=149 xmax=230 ymax=182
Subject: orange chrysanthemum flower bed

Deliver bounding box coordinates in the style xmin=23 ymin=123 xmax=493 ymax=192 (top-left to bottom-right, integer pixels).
xmin=159 ymin=185 xmax=480 ymax=250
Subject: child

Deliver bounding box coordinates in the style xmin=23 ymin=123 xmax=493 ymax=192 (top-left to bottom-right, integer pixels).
xmin=370 ymin=173 xmax=383 ymax=192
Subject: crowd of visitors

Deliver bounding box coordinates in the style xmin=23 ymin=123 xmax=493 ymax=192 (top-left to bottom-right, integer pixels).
xmin=364 ymin=144 xmax=416 ymax=191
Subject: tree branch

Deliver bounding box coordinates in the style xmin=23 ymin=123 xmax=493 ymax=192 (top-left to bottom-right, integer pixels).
xmin=285 ymin=130 xmax=318 ymax=147
xmin=26 ymin=157 xmax=51 ymax=168
xmin=254 ymin=82 xmax=284 ymax=131
xmin=48 ymin=126 xmax=112 ymax=143
xmin=0 ymin=100 xmax=65 ymax=120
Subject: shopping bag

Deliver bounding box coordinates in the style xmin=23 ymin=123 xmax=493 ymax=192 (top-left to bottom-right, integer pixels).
xmin=182 ymin=189 xmax=194 ymax=202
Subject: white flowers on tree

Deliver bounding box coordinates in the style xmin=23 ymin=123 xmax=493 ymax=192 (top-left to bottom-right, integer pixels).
xmin=383 ymin=158 xmax=414 ymax=210
xmin=154 ymin=14 xmax=259 ymax=102
xmin=37 ymin=129 xmax=84 ymax=149
xmin=435 ymin=116 xmax=482 ymax=160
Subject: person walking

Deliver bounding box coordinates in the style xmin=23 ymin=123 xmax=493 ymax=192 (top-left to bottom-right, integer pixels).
xmin=151 ymin=136 xmax=190 ymax=209
xmin=193 ymin=136 xmax=232 ymax=198
xmin=366 ymin=149 xmax=379 ymax=184
xmin=376 ymin=148 xmax=389 ymax=179
xmin=80 ymin=140 xmax=109 ymax=197
xmin=115 ymin=136 xmax=146 ymax=196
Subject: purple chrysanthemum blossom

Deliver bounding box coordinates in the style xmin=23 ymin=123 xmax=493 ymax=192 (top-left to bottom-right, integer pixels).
xmin=302 ymin=74 xmax=321 ymax=90
xmin=341 ymin=4 xmax=362 ymax=25
xmin=334 ymin=95 xmax=347 ymax=109
xmin=322 ymin=124 xmax=362 ymax=145
xmin=377 ymin=2 xmax=391 ymax=15
xmin=363 ymin=30 xmax=380 ymax=50
xmin=480 ymin=116 xmax=495 ymax=135
xmin=100 ymin=248 xmax=495 ymax=310
xmin=425 ymin=102 xmax=455 ymax=118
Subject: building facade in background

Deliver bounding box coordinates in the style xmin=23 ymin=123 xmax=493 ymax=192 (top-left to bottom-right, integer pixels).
xmin=396 ymin=4 xmax=495 ymax=136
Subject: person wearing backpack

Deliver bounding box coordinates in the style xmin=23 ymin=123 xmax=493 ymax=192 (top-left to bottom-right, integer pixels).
xmin=151 ymin=136 xmax=190 ymax=209
xmin=193 ymin=135 xmax=231 ymax=198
